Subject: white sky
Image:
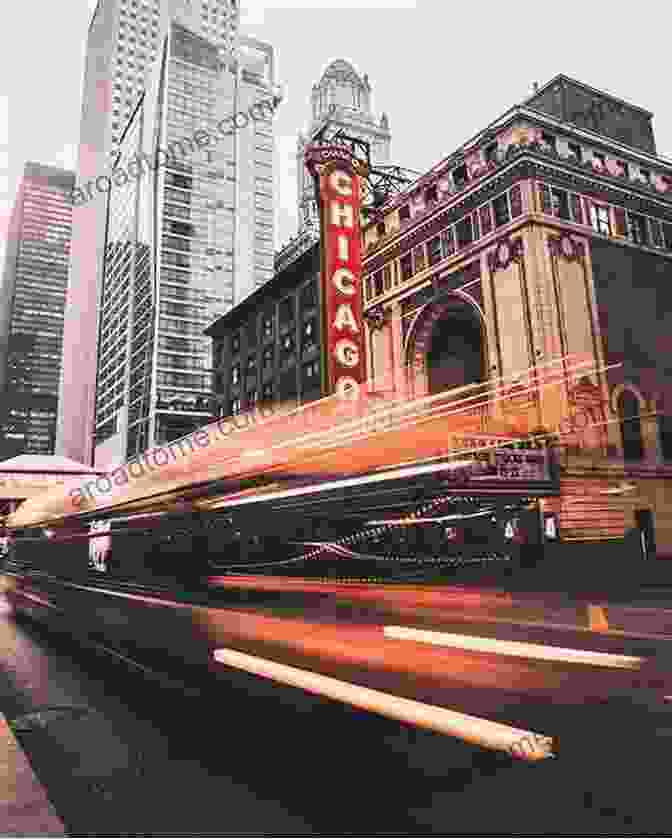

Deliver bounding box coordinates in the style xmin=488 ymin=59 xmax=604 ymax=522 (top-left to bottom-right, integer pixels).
xmin=1 ymin=0 xmax=671 ymax=279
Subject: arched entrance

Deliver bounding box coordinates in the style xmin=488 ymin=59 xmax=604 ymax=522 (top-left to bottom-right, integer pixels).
xmin=427 ymin=305 xmax=484 ymax=395
xmin=408 ymin=296 xmax=485 ymax=397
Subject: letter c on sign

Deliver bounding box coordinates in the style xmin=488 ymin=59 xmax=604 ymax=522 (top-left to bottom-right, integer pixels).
xmin=334 ymin=339 xmax=360 ymax=367
xmin=329 ymin=170 xmax=353 ymax=197
xmin=332 ymin=268 xmax=356 ymax=296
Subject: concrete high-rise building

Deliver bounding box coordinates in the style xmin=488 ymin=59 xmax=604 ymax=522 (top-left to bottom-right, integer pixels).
xmin=57 ymin=0 xmax=274 ymax=463
xmin=92 ymin=18 xmax=277 ymax=466
xmin=0 ymin=163 xmax=75 ymax=458
xmin=57 ymin=0 xmax=242 ymax=465
xmin=296 ymin=60 xmax=392 ymax=233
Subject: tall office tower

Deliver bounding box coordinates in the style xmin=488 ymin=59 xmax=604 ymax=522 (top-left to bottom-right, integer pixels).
xmin=93 ymin=19 xmax=277 ymax=466
xmin=0 ymin=163 xmax=75 ymax=458
xmin=58 ymin=0 xmax=241 ymax=465
xmin=296 ymin=60 xmax=392 ymax=233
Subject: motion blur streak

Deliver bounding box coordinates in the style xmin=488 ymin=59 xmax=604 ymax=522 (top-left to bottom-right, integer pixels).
xmin=208 ymin=575 xmax=513 ymax=609
xmin=383 ymin=627 xmax=644 ymax=669
xmin=212 ymin=648 xmax=556 ymax=761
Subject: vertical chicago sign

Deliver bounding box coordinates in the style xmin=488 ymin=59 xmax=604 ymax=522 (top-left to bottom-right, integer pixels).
xmin=305 ymin=145 xmax=367 ymax=398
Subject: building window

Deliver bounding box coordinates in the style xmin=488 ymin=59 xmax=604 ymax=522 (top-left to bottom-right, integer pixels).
xmin=376 ymin=221 xmax=386 ymax=236
xmin=425 ymin=185 xmax=438 ymax=205
xmin=302 ymin=318 xmax=317 ymax=353
xmin=231 ymin=333 xmax=241 ymax=354
xmin=399 ymin=205 xmax=410 ymax=222
xmin=247 ymin=318 xmax=258 ymax=348
xmin=650 ymin=219 xmax=664 ymax=248
xmin=303 ymin=360 xmax=320 ymax=381
xmin=619 ymin=390 xmax=644 ymax=461
xmin=301 ymin=283 xmax=317 ymax=310
xmin=492 ymin=194 xmax=510 ymax=227
xmin=231 ymin=363 xmax=240 ymax=385
xmin=509 ymin=185 xmax=523 ymax=218
xmin=589 ymin=204 xmax=611 ymax=236
xmin=413 ymin=245 xmax=426 ymax=273
xmin=550 ymin=187 xmax=570 ymax=220
xmin=658 ymin=415 xmax=672 ymax=461
xmin=484 ymin=143 xmax=498 ymax=164
xmin=440 ymin=228 xmax=455 ymax=258
xmin=262 ymin=383 xmax=273 ymax=401
xmin=382 ymin=264 xmax=392 ymax=291
xmin=627 ymin=212 xmax=649 ymax=246
xmin=452 ymin=164 xmax=468 ymax=189
xmin=262 ymin=346 xmax=274 ymax=371
xmin=230 ymin=397 xmax=241 ymax=415
xmin=246 ymin=356 xmax=257 ymax=374
xmin=400 ymin=252 xmax=413 ymax=282
xmin=262 ymin=315 xmax=273 ymax=339
xmin=279 ymin=297 xmax=294 ymax=325
xmin=428 ymin=236 xmax=442 ymax=266
xmin=568 ymin=142 xmax=582 ymax=163
xmin=455 ymin=216 xmax=474 ymax=248
xmin=374 ymin=271 xmax=384 ymax=295
xmin=246 ymin=389 xmax=258 ymax=407
xmin=662 ymin=223 xmax=672 ymax=251
xmin=640 ymin=168 xmax=651 ymax=184
xmin=540 ymin=132 xmax=556 ymax=152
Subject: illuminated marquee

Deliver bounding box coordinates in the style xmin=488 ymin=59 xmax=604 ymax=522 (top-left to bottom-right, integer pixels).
xmin=305 ymin=145 xmax=367 ymax=399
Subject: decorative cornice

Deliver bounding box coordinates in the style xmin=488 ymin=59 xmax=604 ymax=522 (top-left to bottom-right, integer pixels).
xmin=364 ymin=144 xmax=672 ymax=264
xmin=487 ymin=236 xmax=524 ymax=273
xmin=547 ymin=233 xmax=585 ymax=263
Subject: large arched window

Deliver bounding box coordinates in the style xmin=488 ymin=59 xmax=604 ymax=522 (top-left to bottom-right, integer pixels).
xmin=618 ymin=390 xmax=644 ymax=461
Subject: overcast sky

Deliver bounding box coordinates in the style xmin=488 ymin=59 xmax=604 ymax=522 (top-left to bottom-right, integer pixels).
xmin=1 ymin=0 xmax=671 ymax=279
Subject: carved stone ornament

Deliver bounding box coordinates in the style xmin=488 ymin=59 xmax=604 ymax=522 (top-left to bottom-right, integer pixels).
xmin=547 ymin=234 xmax=585 ymax=262
xmin=363 ymin=305 xmax=386 ymax=331
xmin=487 ymin=237 xmax=524 ymax=273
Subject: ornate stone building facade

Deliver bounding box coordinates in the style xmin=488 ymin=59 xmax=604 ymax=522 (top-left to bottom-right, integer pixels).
xmin=360 ymin=75 xmax=672 ymax=558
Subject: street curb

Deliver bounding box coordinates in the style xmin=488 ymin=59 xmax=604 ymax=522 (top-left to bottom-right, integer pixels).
xmin=0 ymin=713 xmax=67 ymax=836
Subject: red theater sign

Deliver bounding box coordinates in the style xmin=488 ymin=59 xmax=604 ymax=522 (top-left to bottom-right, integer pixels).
xmin=305 ymin=145 xmax=367 ymax=399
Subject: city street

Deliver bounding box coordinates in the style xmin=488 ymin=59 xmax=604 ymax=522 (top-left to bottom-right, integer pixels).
xmin=2 ymin=580 xmax=672 ymax=834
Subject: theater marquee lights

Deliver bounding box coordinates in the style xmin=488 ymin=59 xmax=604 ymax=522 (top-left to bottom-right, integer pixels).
xmin=305 ymin=144 xmax=367 ymax=399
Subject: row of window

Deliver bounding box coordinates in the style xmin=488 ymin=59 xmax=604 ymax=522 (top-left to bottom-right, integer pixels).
xmin=539 ymin=183 xmax=672 ymax=249
xmin=222 ymin=283 xmax=318 ymax=357
xmin=376 ymin=129 xmax=671 ymax=241
xmin=226 ymin=363 xmax=321 ymax=416
xmin=366 ymin=186 xmax=522 ymax=301
xmin=225 ymin=324 xmax=319 ymax=387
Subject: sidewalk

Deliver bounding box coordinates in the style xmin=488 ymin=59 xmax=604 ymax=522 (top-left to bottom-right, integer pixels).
xmin=0 ymin=713 xmax=66 ymax=837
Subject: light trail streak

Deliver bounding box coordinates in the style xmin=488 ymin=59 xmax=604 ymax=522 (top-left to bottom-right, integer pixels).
xmin=366 ymin=508 xmax=499 ymax=526
xmin=382 ymin=626 xmax=644 ymax=669
xmin=212 ymin=648 xmax=556 ymax=761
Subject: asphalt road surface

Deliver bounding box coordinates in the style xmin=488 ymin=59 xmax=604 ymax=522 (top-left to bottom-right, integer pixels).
xmin=2 ymin=585 xmax=672 ymax=835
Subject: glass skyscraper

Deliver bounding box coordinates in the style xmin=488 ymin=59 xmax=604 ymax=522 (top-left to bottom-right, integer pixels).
xmin=58 ymin=0 xmax=244 ymax=465
xmin=0 ymin=163 xmax=75 ymax=458
xmin=93 ymin=19 xmax=277 ymax=465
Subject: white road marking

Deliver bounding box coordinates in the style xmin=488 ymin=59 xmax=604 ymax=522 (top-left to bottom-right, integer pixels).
xmin=213 ymin=647 xmax=555 ymax=760
xmin=383 ymin=626 xmax=644 ymax=669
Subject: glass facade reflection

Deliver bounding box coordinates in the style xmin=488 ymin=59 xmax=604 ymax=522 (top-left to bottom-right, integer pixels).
xmin=94 ymin=20 xmax=277 ymax=463
xmin=0 ymin=163 xmax=75 ymax=457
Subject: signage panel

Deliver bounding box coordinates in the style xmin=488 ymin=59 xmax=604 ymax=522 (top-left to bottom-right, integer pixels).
xmin=305 ymin=145 xmax=367 ymax=399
